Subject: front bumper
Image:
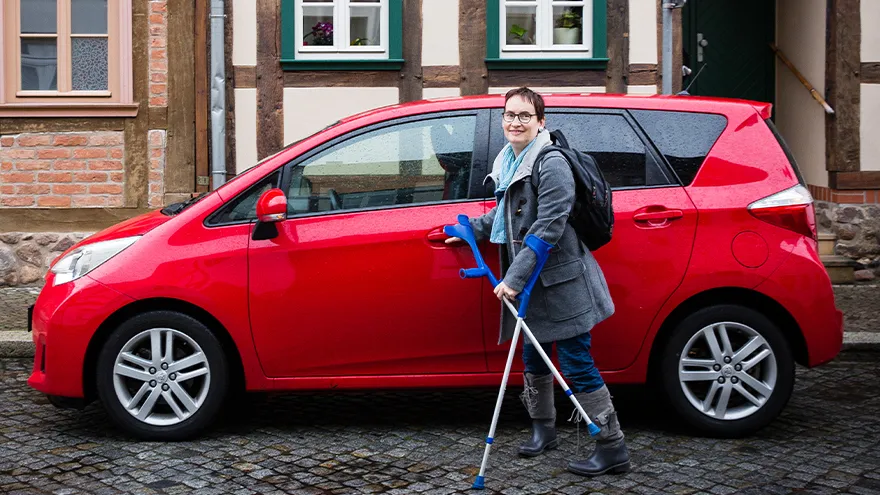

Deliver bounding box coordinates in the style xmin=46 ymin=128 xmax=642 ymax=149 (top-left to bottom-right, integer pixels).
xmin=756 ymin=239 xmax=844 ymax=367
xmin=27 ymin=275 xmax=134 ymax=398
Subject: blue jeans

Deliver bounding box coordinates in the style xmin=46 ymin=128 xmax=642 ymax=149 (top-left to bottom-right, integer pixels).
xmin=522 ymin=331 xmax=605 ymax=394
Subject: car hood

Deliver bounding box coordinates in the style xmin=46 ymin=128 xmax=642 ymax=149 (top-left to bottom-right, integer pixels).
xmin=50 ymin=210 xmax=171 ymax=266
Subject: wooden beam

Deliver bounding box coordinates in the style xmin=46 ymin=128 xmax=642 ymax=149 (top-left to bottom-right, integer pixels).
xmin=234 ymin=66 xmax=257 ymax=88
xmin=399 ymin=0 xmax=423 ymax=103
xmin=459 ymin=0 xmax=488 ymax=95
xmin=830 ymin=171 xmax=880 ymax=190
xmin=0 ymin=209 xmax=156 ymax=233
xmin=282 ymin=71 xmax=400 ymax=87
xmin=605 ymin=0 xmax=628 ymax=94
xmin=423 ymin=66 xmax=460 ymax=88
xmin=628 ymin=64 xmax=658 ymax=85
xmin=488 ymin=70 xmax=606 ymax=88
xmin=256 ymin=0 xmax=284 ymax=160
xmin=672 ymin=6 xmax=682 ymax=93
xmin=165 ymin=0 xmax=197 ymax=195
xmin=863 ymin=62 xmax=880 ymax=84
xmin=195 ymin=0 xmax=209 ymax=192
xmin=825 ymin=0 xmax=860 ymax=173
xmin=0 ymin=118 xmax=126 ymax=134
xmin=124 ymin=0 xmax=150 ymax=208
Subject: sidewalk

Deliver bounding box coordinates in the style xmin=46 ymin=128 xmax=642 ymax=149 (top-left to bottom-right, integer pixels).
xmin=1 ymin=283 xmax=878 ymax=358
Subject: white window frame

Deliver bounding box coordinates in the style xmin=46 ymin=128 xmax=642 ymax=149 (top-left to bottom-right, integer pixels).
xmin=500 ymin=0 xmax=592 ymax=59
xmin=295 ymin=0 xmax=389 ymax=60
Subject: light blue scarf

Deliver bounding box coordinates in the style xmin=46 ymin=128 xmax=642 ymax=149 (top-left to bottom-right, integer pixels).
xmin=490 ymin=139 xmax=537 ymax=244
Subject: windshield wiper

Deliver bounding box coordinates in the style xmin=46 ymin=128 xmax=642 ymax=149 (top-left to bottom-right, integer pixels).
xmin=160 ymin=192 xmax=208 ymax=216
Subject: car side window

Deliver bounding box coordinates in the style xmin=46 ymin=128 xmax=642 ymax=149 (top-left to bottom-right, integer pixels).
xmin=207 ymin=170 xmax=281 ymax=225
xmin=286 ymin=115 xmax=476 ymax=215
xmin=546 ymin=112 xmax=668 ymax=188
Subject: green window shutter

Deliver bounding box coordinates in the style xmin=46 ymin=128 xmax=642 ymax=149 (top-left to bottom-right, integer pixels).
xmin=280 ymin=0 xmax=404 ymax=71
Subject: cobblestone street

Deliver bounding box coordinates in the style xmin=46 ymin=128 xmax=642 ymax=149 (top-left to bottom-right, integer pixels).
xmin=1 ymin=351 xmax=878 ymax=495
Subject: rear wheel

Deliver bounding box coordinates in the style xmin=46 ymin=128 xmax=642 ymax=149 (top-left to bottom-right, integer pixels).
xmin=660 ymin=305 xmax=795 ymax=437
xmin=96 ymin=311 xmax=228 ymax=440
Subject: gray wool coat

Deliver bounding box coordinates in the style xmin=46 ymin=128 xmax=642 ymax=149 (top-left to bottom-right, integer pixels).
xmin=469 ymin=129 xmax=615 ymax=345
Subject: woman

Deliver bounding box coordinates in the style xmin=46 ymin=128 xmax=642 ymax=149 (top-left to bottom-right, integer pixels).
xmin=446 ymin=87 xmax=629 ymax=476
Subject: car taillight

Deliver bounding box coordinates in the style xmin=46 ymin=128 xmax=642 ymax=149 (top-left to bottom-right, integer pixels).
xmin=748 ymin=185 xmax=817 ymax=241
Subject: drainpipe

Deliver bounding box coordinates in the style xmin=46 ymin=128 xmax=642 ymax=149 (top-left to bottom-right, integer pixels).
xmin=210 ymin=0 xmax=227 ymax=188
xmin=661 ymin=1 xmax=686 ymax=95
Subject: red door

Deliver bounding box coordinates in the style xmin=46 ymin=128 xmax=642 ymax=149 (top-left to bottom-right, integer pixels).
xmin=247 ymin=113 xmax=490 ymax=377
xmin=483 ymin=109 xmax=697 ymax=372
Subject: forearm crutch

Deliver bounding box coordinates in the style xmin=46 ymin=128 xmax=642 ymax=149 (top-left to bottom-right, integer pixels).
xmin=444 ymin=215 xmax=601 ymax=491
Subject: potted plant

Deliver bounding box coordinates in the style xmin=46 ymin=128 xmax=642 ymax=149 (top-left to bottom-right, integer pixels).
xmin=508 ymin=24 xmax=531 ymax=45
xmin=304 ymin=21 xmax=333 ymax=46
xmin=553 ymin=9 xmax=581 ymax=45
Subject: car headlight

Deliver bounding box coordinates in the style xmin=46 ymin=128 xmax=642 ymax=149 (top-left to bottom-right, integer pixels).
xmin=51 ymin=236 xmax=140 ymax=286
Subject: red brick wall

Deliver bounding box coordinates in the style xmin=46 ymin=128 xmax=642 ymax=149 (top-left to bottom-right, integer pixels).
xmin=148 ymin=130 xmax=166 ymax=208
xmin=0 ymin=132 xmax=125 ymax=208
xmin=809 ymin=184 xmax=880 ymax=204
xmin=149 ymin=0 xmax=169 ymax=107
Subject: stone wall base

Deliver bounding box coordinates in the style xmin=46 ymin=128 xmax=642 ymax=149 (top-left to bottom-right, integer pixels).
xmin=815 ymin=201 xmax=880 ymax=278
xmin=0 ymin=233 xmax=94 ymax=286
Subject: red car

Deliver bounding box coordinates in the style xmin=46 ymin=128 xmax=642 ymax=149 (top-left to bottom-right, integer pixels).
xmin=28 ymin=94 xmax=843 ymax=440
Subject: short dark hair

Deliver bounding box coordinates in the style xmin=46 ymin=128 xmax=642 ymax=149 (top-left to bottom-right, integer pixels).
xmin=504 ymin=87 xmax=545 ymax=122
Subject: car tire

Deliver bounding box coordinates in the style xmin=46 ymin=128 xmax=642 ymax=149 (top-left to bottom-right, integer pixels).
xmin=660 ymin=304 xmax=794 ymax=438
xmin=96 ymin=311 xmax=228 ymax=440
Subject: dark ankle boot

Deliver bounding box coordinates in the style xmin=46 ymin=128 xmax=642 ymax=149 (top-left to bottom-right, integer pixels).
xmin=567 ymin=385 xmax=631 ymax=476
xmin=518 ymin=373 xmax=558 ymax=457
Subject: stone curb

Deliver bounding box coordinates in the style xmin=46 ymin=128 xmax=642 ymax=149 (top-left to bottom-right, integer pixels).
xmin=1 ymin=330 xmax=878 ymax=359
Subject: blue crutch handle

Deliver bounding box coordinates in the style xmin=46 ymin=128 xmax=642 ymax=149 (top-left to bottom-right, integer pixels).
xmin=444 ymin=214 xmax=554 ymax=319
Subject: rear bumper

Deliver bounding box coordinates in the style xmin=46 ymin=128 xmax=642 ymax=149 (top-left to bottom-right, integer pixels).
xmin=27 ymin=275 xmax=134 ymax=398
xmin=755 ymin=238 xmax=843 ymax=367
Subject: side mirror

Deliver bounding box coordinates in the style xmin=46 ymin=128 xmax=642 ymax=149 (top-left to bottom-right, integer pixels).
xmin=256 ymin=188 xmax=287 ymax=223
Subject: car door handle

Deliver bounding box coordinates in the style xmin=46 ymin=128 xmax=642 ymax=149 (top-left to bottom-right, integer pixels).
xmin=633 ymin=209 xmax=684 ymax=222
xmin=427 ymin=227 xmax=451 ymax=243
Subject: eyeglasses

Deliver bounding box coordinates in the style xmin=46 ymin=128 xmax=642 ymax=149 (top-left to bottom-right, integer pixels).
xmin=502 ymin=111 xmax=537 ymax=124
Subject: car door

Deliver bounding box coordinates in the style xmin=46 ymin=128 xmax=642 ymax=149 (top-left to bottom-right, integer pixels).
xmin=484 ymin=108 xmax=698 ymax=372
xmin=247 ymin=111 xmax=492 ymax=378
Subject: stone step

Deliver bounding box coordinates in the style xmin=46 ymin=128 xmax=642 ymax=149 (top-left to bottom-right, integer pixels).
xmin=822 ymin=254 xmax=857 ymax=284
xmin=818 ymin=232 xmax=837 ymax=256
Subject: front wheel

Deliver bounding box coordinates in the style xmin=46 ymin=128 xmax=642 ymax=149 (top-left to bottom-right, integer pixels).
xmin=660 ymin=305 xmax=795 ymax=438
xmin=96 ymin=311 xmax=228 ymax=440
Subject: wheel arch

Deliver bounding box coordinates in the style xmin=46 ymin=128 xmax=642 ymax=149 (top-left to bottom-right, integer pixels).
xmin=82 ymin=298 xmax=246 ymax=403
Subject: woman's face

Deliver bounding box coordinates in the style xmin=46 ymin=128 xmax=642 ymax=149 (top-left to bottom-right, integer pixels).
xmin=503 ymin=95 xmax=545 ymax=152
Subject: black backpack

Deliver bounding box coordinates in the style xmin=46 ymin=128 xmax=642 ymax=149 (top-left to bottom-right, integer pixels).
xmin=531 ymin=129 xmax=614 ymax=251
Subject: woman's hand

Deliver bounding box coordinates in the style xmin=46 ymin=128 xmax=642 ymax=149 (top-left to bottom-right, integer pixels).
xmin=445 ymin=236 xmax=463 ymax=244
xmin=494 ymin=282 xmax=520 ymax=301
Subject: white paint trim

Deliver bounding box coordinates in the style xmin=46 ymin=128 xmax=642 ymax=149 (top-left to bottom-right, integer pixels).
xmin=861 ymin=83 xmax=880 ymax=172
xmin=232 ymin=0 xmax=257 ymax=66
xmin=627 ymin=85 xmax=657 ymax=95
xmin=863 ymin=0 xmax=880 ymax=62
xmin=423 ymin=88 xmax=461 ymax=99
xmin=488 ymin=86 xmax=606 ymax=95
xmin=422 ymin=0 xmax=459 ymax=66
xmin=234 ymin=88 xmax=258 ymax=174
xmin=628 ymin=0 xmax=657 ymax=64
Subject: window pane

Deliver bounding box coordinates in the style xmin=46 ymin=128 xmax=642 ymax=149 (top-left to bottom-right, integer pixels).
xmin=350 ymin=6 xmax=380 ymax=46
xmin=211 ymin=171 xmax=281 ymax=224
xmin=506 ymin=6 xmax=536 ymax=45
xmin=288 ymin=116 xmax=476 ymax=215
xmin=72 ymin=38 xmax=108 ymax=90
xmin=21 ymin=39 xmax=58 ymax=90
xmin=72 ymin=0 xmax=108 ymax=34
xmin=303 ymin=6 xmax=334 ymax=46
xmin=552 ymin=6 xmax=583 ymax=45
xmin=548 ymin=113 xmax=658 ymax=188
xmin=21 ymin=0 xmax=56 ymax=34
xmin=631 ymin=110 xmax=728 ymax=186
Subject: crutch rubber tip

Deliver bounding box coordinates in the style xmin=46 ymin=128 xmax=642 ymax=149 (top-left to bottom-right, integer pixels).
xmin=472 ymin=476 xmax=486 ymax=490
xmin=588 ymin=423 xmax=601 ymax=436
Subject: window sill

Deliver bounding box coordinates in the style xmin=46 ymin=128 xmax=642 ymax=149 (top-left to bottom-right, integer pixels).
xmin=0 ymin=103 xmax=139 ymax=118
xmin=281 ymin=59 xmax=405 ymax=71
xmin=485 ymin=58 xmax=609 ymax=70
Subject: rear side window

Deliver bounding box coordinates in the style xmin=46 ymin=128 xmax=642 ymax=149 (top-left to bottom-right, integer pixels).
xmin=630 ymin=110 xmax=727 ymax=186
xmin=547 ymin=112 xmax=670 ymax=189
